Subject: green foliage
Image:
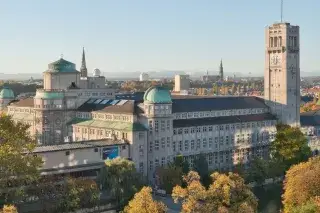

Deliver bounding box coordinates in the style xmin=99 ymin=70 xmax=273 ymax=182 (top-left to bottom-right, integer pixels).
xmin=245 ymin=157 xmax=269 ymax=185
xmin=283 ymin=157 xmax=320 ymax=213
xmin=57 ymin=178 xmax=100 ymax=212
xmin=172 ymin=171 xmax=258 ymax=213
xmin=156 ymin=155 xmax=189 ymax=193
xmin=100 ymin=157 xmax=143 ymax=208
xmin=0 ymin=114 xmax=43 ymax=203
xmin=271 ymin=124 xmax=311 ymax=170
xmin=193 ymin=154 xmax=210 ymax=187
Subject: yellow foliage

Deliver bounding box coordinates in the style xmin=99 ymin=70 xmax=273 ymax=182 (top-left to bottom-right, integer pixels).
xmin=283 ymin=156 xmax=320 ymax=213
xmin=123 ymin=186 xmax=167 ymax=213
xmin=172 ymin=171 xmax=258 ymax=213
xmin=1 ymin=205 xmax=18 ymax=213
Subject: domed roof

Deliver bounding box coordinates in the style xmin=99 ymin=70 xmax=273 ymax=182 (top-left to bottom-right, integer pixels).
xmin=93 ymin=68 xmax=101 ymax=77
xmin=143 ymin=86 xmax=172 ymax=103
xmin=0 ymin=86 xmax=14 ymax=99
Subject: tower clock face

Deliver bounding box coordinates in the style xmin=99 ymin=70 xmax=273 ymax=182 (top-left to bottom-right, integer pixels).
xmin=271 ymin=54 xmax=281 ymax=65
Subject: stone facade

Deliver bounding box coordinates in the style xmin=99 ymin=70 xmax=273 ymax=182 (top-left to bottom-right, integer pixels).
xmin=264 ymin=22 xmax=300 ymax=127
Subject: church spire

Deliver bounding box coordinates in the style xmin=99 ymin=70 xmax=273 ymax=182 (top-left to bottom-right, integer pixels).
xmin=219 ymin=59 xmax=224 ymax=81
xmin=80 ymin=47 xmax=88 ymax=77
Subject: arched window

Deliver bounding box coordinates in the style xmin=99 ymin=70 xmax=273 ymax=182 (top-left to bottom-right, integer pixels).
xmin=270 ymin=37 xmax=274 ymax=47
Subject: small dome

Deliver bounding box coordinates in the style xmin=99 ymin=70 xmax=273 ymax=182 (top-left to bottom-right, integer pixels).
xmin=0 ymin=87 xmax=14 ymax=99
xmin=143 ymin=86 xmax=172 ymax=103
xmin=93 ymin=68 xmax=101 ymax=77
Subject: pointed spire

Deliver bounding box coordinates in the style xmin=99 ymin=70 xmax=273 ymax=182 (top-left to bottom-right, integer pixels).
xmin=80 ymin=47 xmax=88 ymax=77
xmin=219 ymin=59 xmax=224 ymax=81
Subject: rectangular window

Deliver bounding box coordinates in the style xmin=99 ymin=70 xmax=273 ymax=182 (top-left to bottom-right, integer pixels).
xmin=161 ymin=138 xmax=165 ymax=148
xmin=209 ymin=126 xmax=213 ymax=131
xmin=208 ymin=153 xmax=213 ymax=165
xmin=155 ymin=140 xmax=159 ymax=150
xmin=161 ymin=157 xmax=165 ymax=167
xmin=178 ymin=129 xmax=183 ymax=134
xmin=139 ymin=162 xmax=144 ymax=173
xmin=191 ymin=140 xmax=195 ymax=150
xmin=149 ymin=161 xmax=153 ymax=171
xmin=184 ymin=128 xmax=189 ymax=134
xmin=161 ymin=120 xmax=165 ymax=132
xmin=155 ymin=121 xmax=159 ymax=132
xmin=166 ymin=120 xmax=170 ymax=130
xmin=203 ymin=138 xmax=207 ymax=148
xmin=196 ymin=139 xmax=201 ymax=149
xmin=220 ymin=137 xmax=224 ymax=145
xmin=179 ymin=141 xmax=183 ymax=151
xmin=166 ymin=137 xmax=170 ymax=147
xmin=197 ymin=127 xmax=201 ymax=133
xmin=149 ymin=141 xmax=153 ymax=152
xmin=203 ymin=126 xmax=207 ymax=132
xmin=184 ymin=140 xmax=189 ymax=151
xmin=191 ymin=128 xmax=195 ymax=133
xmin=209 ymin=138 xmax=213 ymax=148
xmin=173 ymin=141 xmax=176 ymax=152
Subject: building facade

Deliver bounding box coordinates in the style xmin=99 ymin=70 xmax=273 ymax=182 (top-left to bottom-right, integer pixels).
xmin=174 ymin=75 xmax=190 ymax=92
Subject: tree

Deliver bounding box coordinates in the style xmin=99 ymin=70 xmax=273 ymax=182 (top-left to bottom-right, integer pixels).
xmin=271 ymin=124 xmax=311 ymax=170
xmin=283 ymin=157 xmax=320 ymax=213
xmin=0 ymin=205 xmax=18 ymax=213
xmin=193 ymin=154 xmax=209 ymax=187
xmin=0 ymin=114 xmax=43 ymax=203
xmin=156 ymin=155 xmax=189 ymax=193
xmin=246 ymin=157 xmax=269 ymax=185
xmin=156 ymin=166 xmax=183 ymax=194
xmin=100 ymin=157 xmax=143 ymax=208
xmin=123 ymin=187 xmax=167 ymax=213
xmin=172 ymin=171 xmax=258 ymax=213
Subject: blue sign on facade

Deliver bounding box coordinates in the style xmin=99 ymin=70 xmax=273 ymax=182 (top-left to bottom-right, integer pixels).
xmin=102 ymin=147 xmax=119 ymax=160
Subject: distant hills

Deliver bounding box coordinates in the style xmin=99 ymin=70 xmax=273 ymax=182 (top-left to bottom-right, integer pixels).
xmin=0 ymin=70 xmax=318 ymax=81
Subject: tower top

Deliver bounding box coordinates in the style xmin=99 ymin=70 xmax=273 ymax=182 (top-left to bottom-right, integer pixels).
xmin=80 ymin=47 xmax=88 ymax=77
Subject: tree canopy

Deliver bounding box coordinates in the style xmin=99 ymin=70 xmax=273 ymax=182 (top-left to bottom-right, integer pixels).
xmin=0 ymin=114 xmax=43 ymax=203
xmin=123 ymin=187 xmax=167 ymax=213
xmin=156 ymin=155 xmax=189 ymax=193
xmin=271 ymin=124 xmax=311 ymax=170
xmin=100 ymin=157 xmax=143 ymax=208
xmin=283 ymin=156 xmax=320 ymax=213
xmin=172 ymin=171 xmax=258 ymax=213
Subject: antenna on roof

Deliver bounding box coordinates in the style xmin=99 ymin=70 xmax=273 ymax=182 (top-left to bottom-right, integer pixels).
xmin=281 ymin=0 xmax=284 ymax=22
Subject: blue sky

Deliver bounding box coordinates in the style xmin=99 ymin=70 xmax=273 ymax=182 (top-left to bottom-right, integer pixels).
xmin=0 ymin=0 xmax=318 ymax=75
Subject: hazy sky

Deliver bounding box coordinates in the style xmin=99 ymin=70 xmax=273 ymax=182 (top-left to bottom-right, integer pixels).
xmin=0 ymin=0 xmax=318 ymax=75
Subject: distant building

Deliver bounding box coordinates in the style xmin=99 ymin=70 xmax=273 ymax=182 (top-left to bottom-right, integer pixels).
xmin=201 ymin=75 xmax=219 ymax=82
xmin=139 ymin=73 xmax=149 ymax=81
xmin=174 ymin=74 xmax=190 ymax=92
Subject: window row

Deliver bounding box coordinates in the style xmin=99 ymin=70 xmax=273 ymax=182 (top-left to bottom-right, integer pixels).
xmin=174 ymin=108 xmax=266 ymax=119
xmin=173 ymin=122 xmax=275 ymax=135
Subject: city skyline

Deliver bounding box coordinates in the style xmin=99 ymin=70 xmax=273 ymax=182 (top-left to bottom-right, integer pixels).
xmin=0 ymin=0 xmax=318 ymax=75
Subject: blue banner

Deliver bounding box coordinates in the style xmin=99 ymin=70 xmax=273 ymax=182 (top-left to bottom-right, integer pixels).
xmin=102 ymin=147 xmax=119 ymax=160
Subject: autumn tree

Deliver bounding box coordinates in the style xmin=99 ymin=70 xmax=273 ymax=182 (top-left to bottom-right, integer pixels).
xmin=122 ymin=187 xmax=167 ymax=213
xmin=283 ymin=156 xmax=320 ymax=213
xmin=0 ymin=205 xmax=18 ymax=213
xmin=156 ymin=155 xmax=189 ymax=193
xmin=100 ymin=157 xmax=143 ymax=208
xmin=270 ymin=124 xmax=311 ymax=170
xmin=0 ymin=114 xmax=43 ymax=203
xmin=56 ymin=178 xmax=100 ymax=212
xmin=172 ymin=171 xmax=258 ymax=213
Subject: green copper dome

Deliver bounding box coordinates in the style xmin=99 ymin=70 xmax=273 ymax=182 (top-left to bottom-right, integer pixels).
xmin=0 ymin=87 xmax=14 ymax=99
xmin=35 ymin=91 xmax=64 ymax=99
xmin=143 ymin=86 xmax=172 ymax=103
xmin=46 ymin=58 xmax=78 ymax=73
